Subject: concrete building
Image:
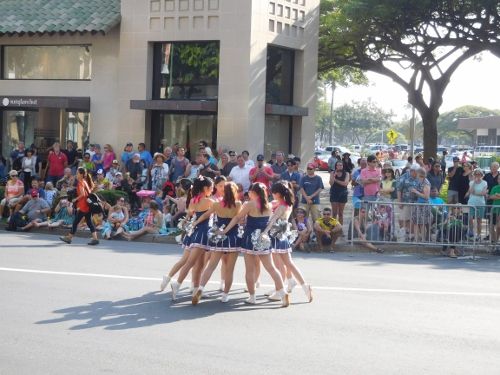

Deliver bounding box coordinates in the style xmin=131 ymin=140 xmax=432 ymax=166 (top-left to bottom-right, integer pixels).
xmin=457 ymin=116 xmax=500 ymax=146
xmin=0 ymin=0 xmax=319 ymax=164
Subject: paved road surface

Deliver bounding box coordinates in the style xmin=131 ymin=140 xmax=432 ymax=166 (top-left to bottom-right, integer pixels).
xmin=1 ymin=232 xmax=500 ymax=374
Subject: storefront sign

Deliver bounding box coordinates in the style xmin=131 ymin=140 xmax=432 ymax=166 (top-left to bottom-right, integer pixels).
xmin=0 ymin=95 xmax=90 ymax=111
xmin=2 ymin=97 xmax=38 ymax=107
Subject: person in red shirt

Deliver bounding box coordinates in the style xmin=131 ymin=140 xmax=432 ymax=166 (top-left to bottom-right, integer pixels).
xmin=45 ymin=142 xmax=68 ymax=185
xmin=249 ymin=154 xmax=274 ymax=190
xmin=59 ymin=167 xmax=99 ymax=246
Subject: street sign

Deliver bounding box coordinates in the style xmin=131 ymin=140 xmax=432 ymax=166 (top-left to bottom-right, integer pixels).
xmin=387 ymin=129 xmax=398 ymax=144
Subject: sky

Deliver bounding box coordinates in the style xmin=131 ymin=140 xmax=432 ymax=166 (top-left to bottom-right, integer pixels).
xmin=333 ymin=52 xmax=500 ymax=121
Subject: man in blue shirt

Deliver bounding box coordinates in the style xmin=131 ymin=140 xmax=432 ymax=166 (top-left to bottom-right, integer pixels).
xmin=121 ymin=142 xmax=135 ymax=172
xmin=299 ymin=163 xmax=324 ymax=222
xmin=281 ymin=159 xmax=302 ymax=206
xmin=138 ymin=142 xmax=153 ymax=168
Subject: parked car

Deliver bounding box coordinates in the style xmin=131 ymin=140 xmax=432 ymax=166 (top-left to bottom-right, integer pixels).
xmin=389 ymin=159 xmax=407 ymax=178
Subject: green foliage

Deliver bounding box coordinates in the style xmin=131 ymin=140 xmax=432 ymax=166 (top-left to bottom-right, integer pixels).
xmin=0 ymin=186 xmax=4 ymax=202
xmin=332 ymin=100 xmax=394 ymax=144
xmin=96 ymin=190 xmax=128 ymax=206
xmin=319 ymin=0 xmax=500 ymax=158
xmin=174 ymin=42 xmax=219 ymax=83
xmin=439 ymin=179 xmax=449 ymax=201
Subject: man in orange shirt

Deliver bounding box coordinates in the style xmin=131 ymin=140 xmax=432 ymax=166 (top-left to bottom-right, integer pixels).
xmin=249 ymin=154 xmax=274 ymax=190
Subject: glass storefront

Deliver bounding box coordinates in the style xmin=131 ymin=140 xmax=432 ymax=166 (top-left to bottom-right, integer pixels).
xmin=153 ymin=41 xmax=219 ymax=100
xmin=264 ymin=115 xmax=292 ymax=159
xmin=1 ymin=109 xmax=90 ymax=164
xmin=266 ymin=45 xmax=294 ymax=105
xmin=151 ymin=113 xmax=217 ymax=158
xmin=2 ymin=45 xmax=92 ymax=80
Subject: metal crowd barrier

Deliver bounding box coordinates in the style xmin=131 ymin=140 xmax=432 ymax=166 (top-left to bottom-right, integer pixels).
xmin=348 ymin=200 xmax=499 ymax=260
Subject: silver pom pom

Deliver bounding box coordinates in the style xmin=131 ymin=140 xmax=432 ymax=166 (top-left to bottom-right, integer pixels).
xmin=251 ymin=229 xmax=271 ymax=251
xmin=287 ymin=230 xmax=299 ymax=244
xmin=269 ymin=219 xmax=293 ymax=241
xmin=177 ymin=216 xmax=196 ymax=237
xmin=237 ymin=224 xmax=245 ymax=238
xmin=208 ymin=224 xmax=227 ymax=245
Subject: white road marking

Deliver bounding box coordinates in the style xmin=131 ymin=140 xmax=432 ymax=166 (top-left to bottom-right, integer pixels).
xmin=1 ymin=267 xmax=499 ymax=297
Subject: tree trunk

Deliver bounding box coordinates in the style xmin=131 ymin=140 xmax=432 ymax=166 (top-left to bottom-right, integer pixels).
xmin=328 ymin=83 xmax=336 ymax=145
xmin=421 ymin=111 xmax=439 ymax=161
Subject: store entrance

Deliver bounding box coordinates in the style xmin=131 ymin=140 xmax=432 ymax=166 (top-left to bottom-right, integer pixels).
xmin=151 ymin=112 xmax=217 ymax=160
xmin=1 ymin=108 xmax=90 ymax=166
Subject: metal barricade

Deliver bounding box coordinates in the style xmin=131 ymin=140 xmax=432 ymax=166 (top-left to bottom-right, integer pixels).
xmin=348 ymin=199 xmax=499 ymax=259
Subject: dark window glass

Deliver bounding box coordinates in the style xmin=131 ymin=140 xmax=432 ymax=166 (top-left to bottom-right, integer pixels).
xmin=266 ymin=45 xmax=294 ymax=105
xmin=153 ymin=42 xmax=219 ymax=100
xmin=151 ymin=113 xmax=217 ymax=159
xmin=264 ymin=115 xmax=292 ymax=158
xmin=3 ymin=45 xmax=91 ymax=80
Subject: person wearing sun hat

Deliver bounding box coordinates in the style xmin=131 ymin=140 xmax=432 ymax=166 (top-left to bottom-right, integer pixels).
xmin=150 ymin=152 xmax=170 ymax=190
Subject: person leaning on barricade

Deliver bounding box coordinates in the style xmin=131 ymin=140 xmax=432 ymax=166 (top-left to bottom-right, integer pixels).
xmin=489 ymin=174 xmax=500 ymax=254
xmin=313 ymin=207 xmax=342 ymax=253
xmin=396 ymin=164 xmax=419 ymax=241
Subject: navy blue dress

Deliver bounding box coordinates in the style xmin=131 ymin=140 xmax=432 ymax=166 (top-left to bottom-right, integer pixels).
xmin=240 ymin=215 xmax=271 ymax=255
xmin=210 ymin=216 xmax=240 ymax=252
xmin=185 ymin=211 xmax=210 ymax=250
xmin=270 ymin=234 xmax=292 ymax=254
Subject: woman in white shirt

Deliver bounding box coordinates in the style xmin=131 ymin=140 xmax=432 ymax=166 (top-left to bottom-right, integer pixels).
xmin=21 ymin=149 xmax=37 ymax=193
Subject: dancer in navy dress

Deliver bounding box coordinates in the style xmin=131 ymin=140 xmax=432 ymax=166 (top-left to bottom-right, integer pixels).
xmin=212 ymin=176 xmax=228 ymax=291
xmin=192 ymin=181 xmax=242 ymax=304
xmin=170 ymin=176 xmax=214 ymax=300
xmin=159 ymin=179 xmax=199 ymax=292
xmin=268 ymin=182 xmax=312 ymax=302
xmin=221 ymin=182 xmax=289 ymax=307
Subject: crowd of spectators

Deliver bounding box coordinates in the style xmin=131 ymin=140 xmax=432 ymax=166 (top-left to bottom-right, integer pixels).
xmin=1 ymin=140 xmax=499 ymax=254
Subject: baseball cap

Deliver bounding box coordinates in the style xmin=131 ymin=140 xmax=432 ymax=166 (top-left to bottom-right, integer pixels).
xmin=452 ymin=156 xmax=460 ymax=162
xmin=116 ymin=171 xmax=123 ymax=176
xmin=126 ymin=142 xmax=133 ymax=146
xmin=97 ymin=169 xmax=104 ymax=174
xmin=31 ymin=189 xmax=39 ymax=197
xmin=307 ymin=163 xmax=315 ymax=169
xmin=112 ymin=159 xmax=119 ymax=164
xmin=410 ymin=164 xmax=419 ymax=171
xmin=256 ymin=154 xmax=264 ymax=161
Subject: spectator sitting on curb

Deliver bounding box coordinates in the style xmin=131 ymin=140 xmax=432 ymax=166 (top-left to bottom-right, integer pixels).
xmin=15 ymin=190 xmax=51 ymax=231
xmin=34 ymin=192 xmax=74 ymax=229
xmin=313 ymin=207 xmax=342 ymax=253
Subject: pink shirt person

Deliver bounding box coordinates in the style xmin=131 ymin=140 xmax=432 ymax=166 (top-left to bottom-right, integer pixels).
xmin=360 ymin=156 xmax=382 ymax=197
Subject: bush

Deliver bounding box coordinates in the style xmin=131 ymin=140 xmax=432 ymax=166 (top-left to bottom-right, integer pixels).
xmin=0 ymin=186 xmax=4 ymax=201
xmin=96 ymin=190 xmax=128 ymax=205
xmin=439 ymin=179 xmax=448 ymax=201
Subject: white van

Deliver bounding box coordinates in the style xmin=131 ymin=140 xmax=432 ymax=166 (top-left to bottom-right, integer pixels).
xmin=474 ymin=146 xmax=500 ymax=157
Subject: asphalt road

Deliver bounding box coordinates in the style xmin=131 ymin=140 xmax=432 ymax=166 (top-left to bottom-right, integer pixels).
xmin=1 ymin=232 xmax=500 ymax=374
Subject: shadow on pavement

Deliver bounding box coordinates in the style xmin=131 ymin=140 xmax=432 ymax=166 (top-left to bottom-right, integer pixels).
xmin=290 ymin=251 xmax=500 ymax=273
xmin=35 ymin=290 xmax=284 ymax=330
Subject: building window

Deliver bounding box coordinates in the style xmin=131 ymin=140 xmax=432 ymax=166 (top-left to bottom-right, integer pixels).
xmin=1 ymin=109 xmax=89 ymax=163
xmin=151 ymin=113 xmax=217 ymax=158
xmin=266 ymin=45 xmax=295 ymax=105
xmin=153 ymin=41 xmax=220 ymax=100
xmin=477 ymin=135 xmax=489 ymax=146
xmin=2 ymin=45 xmax=92 ymax=80
xmin=264 ymin=115 xmax=292 ymax=158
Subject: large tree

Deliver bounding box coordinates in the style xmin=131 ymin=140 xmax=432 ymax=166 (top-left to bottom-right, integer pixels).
xmin=333 ymin=100 xmax=394 ymax=144
xmin=319 ymin=0 xmax=500 ymax=159
xmin=319 ymin=67 xmax=368 ymax=144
